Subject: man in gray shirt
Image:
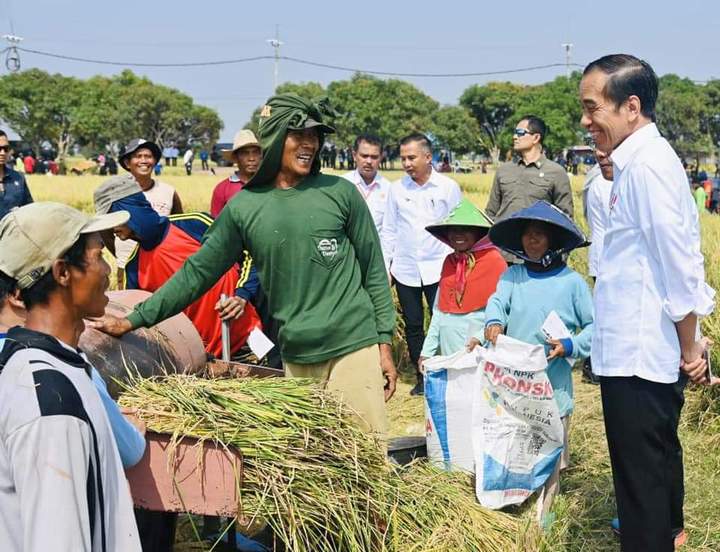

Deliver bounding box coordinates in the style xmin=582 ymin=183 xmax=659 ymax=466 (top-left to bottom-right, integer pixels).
xmin=486 ymin=115 xmax=573 ymax=262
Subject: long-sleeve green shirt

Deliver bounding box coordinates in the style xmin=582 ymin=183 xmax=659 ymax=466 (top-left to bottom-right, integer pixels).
xmin=127 ymin=173 xmax=396 ymax=364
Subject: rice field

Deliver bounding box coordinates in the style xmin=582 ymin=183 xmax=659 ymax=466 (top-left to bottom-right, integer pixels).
xmin=25 ymin=166 xmax=720 ymax=551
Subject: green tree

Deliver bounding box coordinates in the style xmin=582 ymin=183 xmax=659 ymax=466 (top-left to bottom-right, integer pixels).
xmin=656 ymin=75 xmax=711 ymax=165
xmin=327 ymin=74 xmax=438 ymax=147
xmin=459 ymin=81 xmax=526 ymax=164
xmin=0 ymin=69 xmax=222 ymax=159
xmin=431 ymin=105 xmax=480 ymax=155
xmin=701 ymin=79 xmax=720 ymax=154
xmin=512 ymin=73 xmax=584 ymax=155
xmin=110 ymin=70 xmax=222 ymax=149
xmin=0 ymin=68 xmax=83 ymax=166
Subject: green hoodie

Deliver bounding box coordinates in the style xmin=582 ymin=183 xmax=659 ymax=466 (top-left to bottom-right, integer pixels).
xmin=127 ymin=95 xmax=394 ymax=364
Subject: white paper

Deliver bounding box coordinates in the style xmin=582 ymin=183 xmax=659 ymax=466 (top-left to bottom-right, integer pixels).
xmin=247 ymin=327 xmax=275 ymax=360
xmin=541 ymin=310 xmax=572 ymax=341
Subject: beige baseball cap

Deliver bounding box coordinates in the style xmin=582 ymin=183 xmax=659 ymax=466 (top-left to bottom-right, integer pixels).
xmin=221 ymin=129 xmax=260 ymax=161
xmin=94 ymin=174 xmax=142 ymax=215
xmin=0 ymin=202 xmax=129 ymax=289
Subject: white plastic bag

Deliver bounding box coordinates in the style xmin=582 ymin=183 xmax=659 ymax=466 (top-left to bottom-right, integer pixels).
xmin=423 ymin=349 xmax=480 ymax=472
xmin=473 ymin=334 xmax=564 ymax=509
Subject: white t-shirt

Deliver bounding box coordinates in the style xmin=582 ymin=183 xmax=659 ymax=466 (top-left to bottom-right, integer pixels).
xmin=592 ymin=123 xmax=715 ymax=382
xmin=115 ymin=180 xmax=176 ymax=268
xmin=0 ymin=329 xmax=141 ymax=551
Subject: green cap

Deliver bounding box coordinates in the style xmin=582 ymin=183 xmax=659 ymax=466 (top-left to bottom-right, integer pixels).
xmin=0 ymin=202 xmax=129 ymax=289
xmin=425 ymin=199 xmax=494 ymax=246
xmin=94 ymin=174 xmax=142 ymax=215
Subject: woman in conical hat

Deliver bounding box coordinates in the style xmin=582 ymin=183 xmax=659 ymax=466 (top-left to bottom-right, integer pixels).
xmin=483 ymin=200 xmax=594 ymax=523
xmin=419 ymin=199 xmax=507 ymax=367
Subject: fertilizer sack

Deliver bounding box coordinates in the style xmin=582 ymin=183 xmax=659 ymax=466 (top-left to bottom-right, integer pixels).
xmin=473 ymin=334 xmax=564 ymax=509
xmin=423 ymin=349 xmax=480 ymax=472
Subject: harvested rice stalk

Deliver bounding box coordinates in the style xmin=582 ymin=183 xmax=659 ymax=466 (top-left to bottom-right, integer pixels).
xmin=119 ymin=374 xmax=529 ymax=551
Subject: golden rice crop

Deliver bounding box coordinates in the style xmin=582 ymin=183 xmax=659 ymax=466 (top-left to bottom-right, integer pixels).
xmin=119 ymin=373 xmax=531 ymax=552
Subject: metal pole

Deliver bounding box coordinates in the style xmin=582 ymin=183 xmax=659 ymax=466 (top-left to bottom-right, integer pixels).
xmin=220 ymin=293 xmax=231 ymax=362
xmin=266 ymin=25 xmax=283 ymax=93
xmin=561 ymin=43 xmax=574 ymax=78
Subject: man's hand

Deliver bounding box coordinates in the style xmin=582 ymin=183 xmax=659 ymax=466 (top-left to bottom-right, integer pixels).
xmin=379 ymin=343 xmax=397 ymax=402
xmin=546 ymin=338 xmax=566 ymax=360
xmin=484 ymin=324 xmax=503 ymax=345
xmin=86 ymin=314 xmax=133 ymax=338
xmin=418 ymin=356 xmax=427 ymax=374
xmin=680 ymin=337 xmax=712 ymax=384
xmin=120 ymin=407 xmax=146 ymax=437
xmin=215 ymin=296 xmax=246 ymax=321
xmin=466 ymin=337 xmax=481 ymax=352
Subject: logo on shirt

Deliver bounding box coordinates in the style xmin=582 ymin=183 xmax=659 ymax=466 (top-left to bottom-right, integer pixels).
xmin=609 ymin=192 xmax=619 ymax=211
xmin=317 ymin=238 xmax=338 ymax=258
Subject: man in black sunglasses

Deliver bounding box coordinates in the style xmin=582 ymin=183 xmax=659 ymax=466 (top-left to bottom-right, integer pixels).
xmin=0 ymin=130 xmax=33 ymax=221
xmin=486 ymin=115 xmax=573 ymax=264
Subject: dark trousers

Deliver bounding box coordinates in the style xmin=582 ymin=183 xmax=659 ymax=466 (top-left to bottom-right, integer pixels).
xmin=135 ymin=510 xmax=177 ymax=552
xmin=600 ymin=375 xmax=686 ymax=552
xmin=395 ymin=280 xmax=438 ymax=375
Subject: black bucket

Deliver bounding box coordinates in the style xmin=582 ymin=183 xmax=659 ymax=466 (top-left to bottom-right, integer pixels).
xmin=387 ymin=436 xmax=427 ymax=466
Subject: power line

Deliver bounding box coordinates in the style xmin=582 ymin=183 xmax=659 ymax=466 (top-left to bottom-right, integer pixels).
xmin=16 ymin=46 xmax=583 ymax=78
xmin=280 ymin=56 xmax=583 ymax=78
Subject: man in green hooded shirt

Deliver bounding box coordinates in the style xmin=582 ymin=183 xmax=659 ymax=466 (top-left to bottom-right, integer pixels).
xmin=93 ymin=94 xmax=397 ymax=434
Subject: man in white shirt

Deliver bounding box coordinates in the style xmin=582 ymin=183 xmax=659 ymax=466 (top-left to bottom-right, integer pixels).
xmin=581 ymin=54 xmax=715 ymax=551
xmin=580 ymin=148 xmax=613 ymax=385
xmin=0 ymin=202 xmax=141 ymax=552
xmin=582 ymin=148 xmax=613 ymax=280
xmin=381 ymin=133 xmax=462 ymax=395
xmin=342 ymin=134 xmax=391 ymax=237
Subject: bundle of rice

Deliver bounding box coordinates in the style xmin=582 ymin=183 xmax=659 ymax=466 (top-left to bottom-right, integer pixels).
xmin=119 ymin=374 xmax=529 ymax=551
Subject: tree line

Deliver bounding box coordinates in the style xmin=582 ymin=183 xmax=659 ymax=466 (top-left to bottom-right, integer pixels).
xmin=0 ymin=68 xmax=718 ymax=169
xmin=248 ymin=73 xmax=720 ymax=166
xmin=0 ymin=69 xmax=223 ymax=165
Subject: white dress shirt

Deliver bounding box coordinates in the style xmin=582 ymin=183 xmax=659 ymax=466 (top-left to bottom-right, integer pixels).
xmin=381 ymin=169 xmax=463 ymax=287
xmin=341 ymin=169 xmax=391 ymax=235
xmin=582 ymin=164 xmax=613 ymax=277
xmin=592 ymin=123 xmax=715 ymax=383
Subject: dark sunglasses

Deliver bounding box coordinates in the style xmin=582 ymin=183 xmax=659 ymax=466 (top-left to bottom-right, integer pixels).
xmin=513 ymin=128 xmax=537 ymax=137
xmin=0 ymin=146 xmax=9 ymax=152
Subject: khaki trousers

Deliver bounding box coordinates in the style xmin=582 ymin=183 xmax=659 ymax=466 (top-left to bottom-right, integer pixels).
xmin=284 ymin=345 xmax=388 ymax=436
xmin=537 ymin=416 xmax=571 ymax=521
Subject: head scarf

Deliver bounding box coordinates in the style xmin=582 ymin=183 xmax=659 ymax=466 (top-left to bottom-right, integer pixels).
xmin=247 ymin=93 xmax=335 ymax=188
xmin=451 ymin=237 xmax=497 ymax=306
xmin=109 ymin=192 xmax=169 ymax=251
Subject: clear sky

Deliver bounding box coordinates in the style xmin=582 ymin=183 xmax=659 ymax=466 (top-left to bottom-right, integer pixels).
xmin=2 ymin=0 xmax=719 ymax=140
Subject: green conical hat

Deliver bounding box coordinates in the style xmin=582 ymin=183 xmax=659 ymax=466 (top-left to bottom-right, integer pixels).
xmin=425 ymin=199 xmax=494 ymax=246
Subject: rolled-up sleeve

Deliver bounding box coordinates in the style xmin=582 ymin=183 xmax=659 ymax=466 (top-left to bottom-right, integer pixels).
xmin=632 ymin=163 xmax=715 ymax=321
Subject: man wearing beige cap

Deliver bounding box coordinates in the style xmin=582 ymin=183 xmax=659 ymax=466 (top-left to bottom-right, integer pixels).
xmin=0 ymin=202 xmax=141 ymax=551
xmin=210 ymin=129 xmax=261 ymax=217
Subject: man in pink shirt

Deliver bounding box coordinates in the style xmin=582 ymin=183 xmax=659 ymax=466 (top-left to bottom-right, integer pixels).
xmin=210 ymin=130 xmax=261 ymax=217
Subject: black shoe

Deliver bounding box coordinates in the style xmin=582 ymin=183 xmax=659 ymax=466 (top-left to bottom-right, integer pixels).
xmin=410 ymin=380 xmax=424 ymax=396
xmin=582 ymin=358 xmax=601 ymax=385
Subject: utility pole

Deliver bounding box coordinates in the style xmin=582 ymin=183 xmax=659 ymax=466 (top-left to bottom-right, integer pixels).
xmin=266 ymin=25 xmax=283 ymax=93
xmin=561 ymin=43 xmax=573 ymax=78
xmin=2 ymin=33 xmax=23 ymax=72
